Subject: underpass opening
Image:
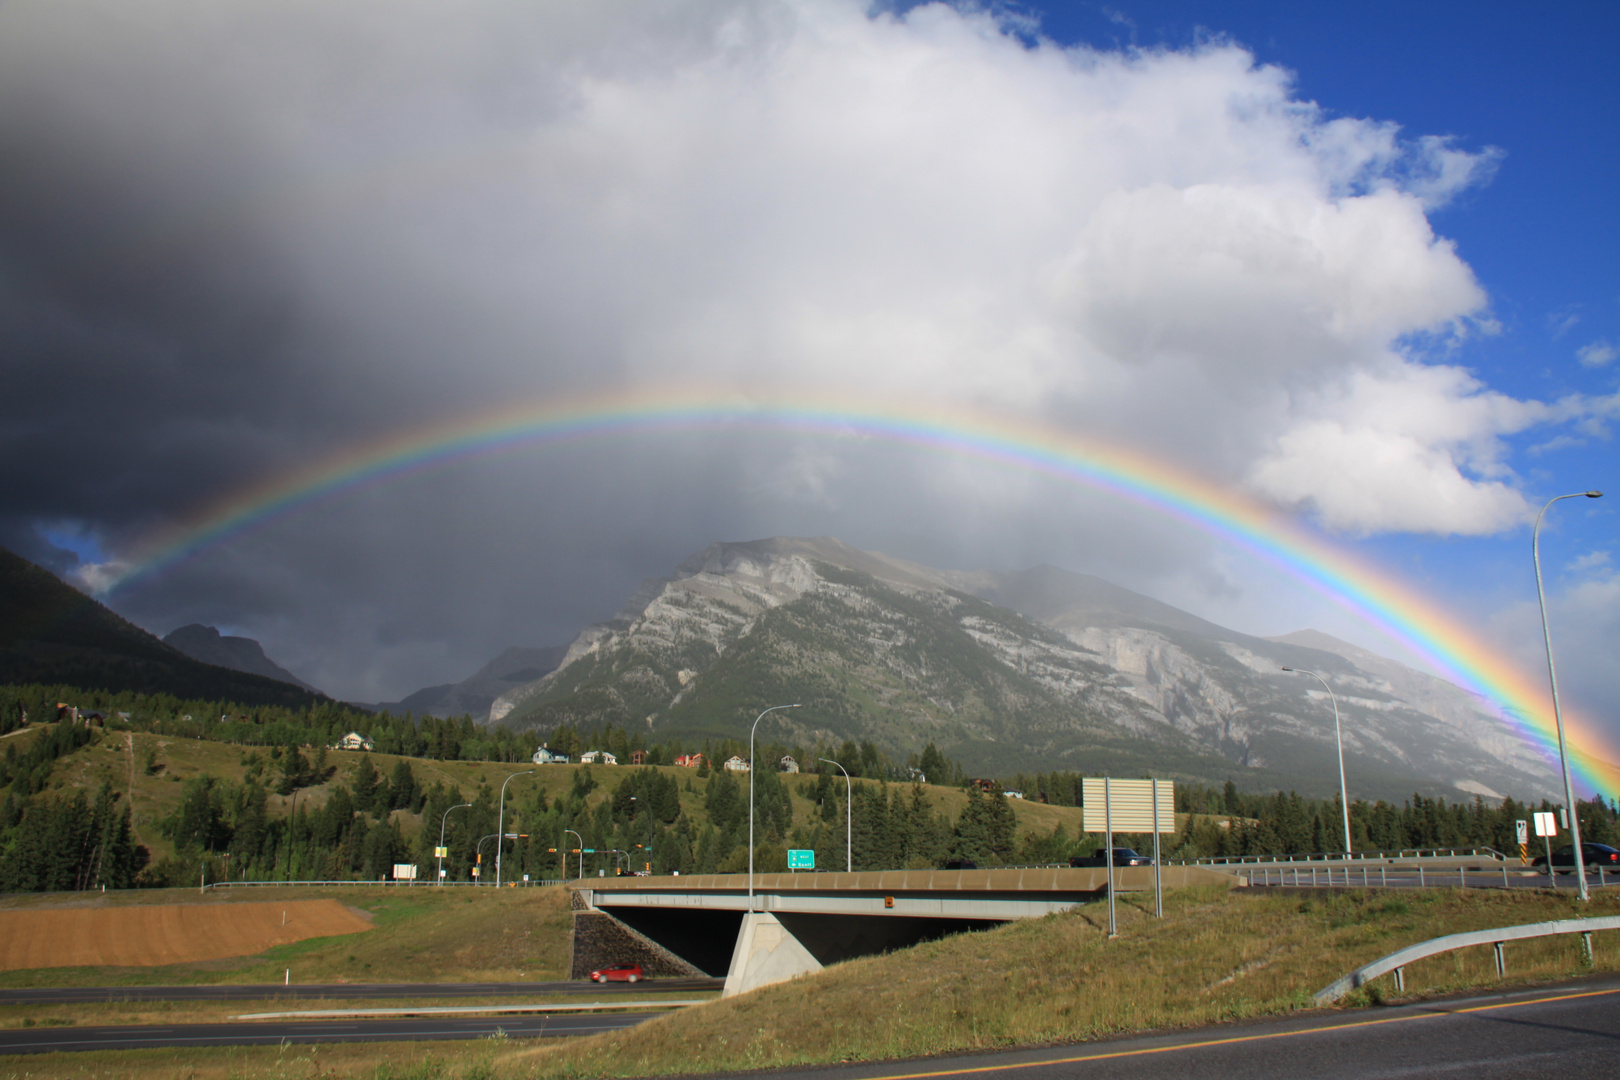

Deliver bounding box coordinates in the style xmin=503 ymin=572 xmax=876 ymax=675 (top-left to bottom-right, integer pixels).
xmin=772 ymin=912 xmax=1000 ymax=966
xmin=602 ymin=906 xmax=745 ymax=977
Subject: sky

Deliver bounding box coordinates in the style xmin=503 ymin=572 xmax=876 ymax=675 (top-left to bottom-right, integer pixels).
xmin=1 ymin=1 xmax=1614 ymax=761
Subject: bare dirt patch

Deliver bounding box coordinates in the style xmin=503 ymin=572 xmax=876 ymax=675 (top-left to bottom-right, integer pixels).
xmin=0 ymin=899 xmax=372 ymax=970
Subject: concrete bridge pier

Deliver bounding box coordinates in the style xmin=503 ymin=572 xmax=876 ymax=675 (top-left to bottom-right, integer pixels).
xmin=723 ymin=912 xmax=822 ymax=996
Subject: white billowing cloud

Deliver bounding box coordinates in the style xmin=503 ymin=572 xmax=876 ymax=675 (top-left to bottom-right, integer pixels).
xmin=1577 ymin=340 xmax=1617 ymax=368
xmin=1247 ymin=364 xmax=1564 ymax=534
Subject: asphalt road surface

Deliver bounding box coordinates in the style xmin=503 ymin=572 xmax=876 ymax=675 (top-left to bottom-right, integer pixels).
xmin=783 ymin=979 xmax=1620 ymax=1080
xmin=0 ymin=977 xmax=722 ymax=1005
xmin=0 ymin=1009 xmax=656 ymax=1053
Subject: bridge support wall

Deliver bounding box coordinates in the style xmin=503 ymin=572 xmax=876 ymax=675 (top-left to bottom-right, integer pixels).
xmin=723 ymin=912 xmax=822 ymax=997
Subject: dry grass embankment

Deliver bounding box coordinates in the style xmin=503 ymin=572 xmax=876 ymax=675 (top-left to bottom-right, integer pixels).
xmin=0 ymin=886 xmax=572 ymax=987
xmin=4 ymin=886 xmax=1616 ymax=1080
xmin=505 ymin=885 xmax=1620 ymax=1079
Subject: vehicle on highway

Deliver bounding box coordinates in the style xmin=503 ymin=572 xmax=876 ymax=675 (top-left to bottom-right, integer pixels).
xmin=942 ymin=858 xmax=977 ymax=870
xmin=588 ymin=963 xmax=644 ymax=983
xmin=1069 ymin=848 xmax=1153 ymax=867
xmin=1531 ymin=843 xmax=1620 ymax=872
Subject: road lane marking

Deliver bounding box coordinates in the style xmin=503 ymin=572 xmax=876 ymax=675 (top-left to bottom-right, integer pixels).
xmin=860 ymin=986 xmax=1620 ymax=1080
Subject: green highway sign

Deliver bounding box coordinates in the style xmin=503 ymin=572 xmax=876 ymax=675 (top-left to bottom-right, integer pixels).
xmin=787 ymin=849 xmax=815 ymax=870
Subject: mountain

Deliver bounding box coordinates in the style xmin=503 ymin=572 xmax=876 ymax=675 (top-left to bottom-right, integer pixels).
xmin=373 ymin=645 xmax=569 ymax=718
xmin=163 ymin=624 xmax=320 ymax=693
xmin=0 ymin=546 xmax=326 ymax=707
xmin=490 ymin=536 xmax=1560 ymax=802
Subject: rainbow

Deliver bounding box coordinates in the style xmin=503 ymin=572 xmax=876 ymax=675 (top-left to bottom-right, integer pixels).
xmin=102 ymin=388 xmax=1619 ymax=796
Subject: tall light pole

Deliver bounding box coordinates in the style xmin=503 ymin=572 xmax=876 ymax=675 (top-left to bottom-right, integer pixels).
xmin=496 ymin=770 xmax=533 ymax=887
xmin=563 ymin=828 xmax=583 ymax=881
xmin=437 ymin=802 xmax=470 ymax=885
xmin=1534 ymin=490 xmax=1601 ymax=902
xmin=1283 ymin=667 xmax=1352 ymax=855
xmin=818 ymin=758 xmax=852 ymax=872
xmin=748 ymin=703 xmax=801 ymax=902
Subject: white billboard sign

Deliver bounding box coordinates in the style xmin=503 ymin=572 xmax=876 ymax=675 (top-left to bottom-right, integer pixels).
xmin=392 ymin=863 xmax=418 ymax=881
xmin=1082 ymin=778 xmax=1175 ymax=833
xmin=1532 ymin=812 xmax=1557 ymax=838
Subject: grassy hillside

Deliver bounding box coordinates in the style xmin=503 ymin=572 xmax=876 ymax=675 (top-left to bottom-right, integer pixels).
xmin=22 ymin=724 xmax=1107 ymax=883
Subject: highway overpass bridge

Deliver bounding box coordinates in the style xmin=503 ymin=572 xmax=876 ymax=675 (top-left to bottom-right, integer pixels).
xmin=573 ymin=865 xmax=1238 ymax=995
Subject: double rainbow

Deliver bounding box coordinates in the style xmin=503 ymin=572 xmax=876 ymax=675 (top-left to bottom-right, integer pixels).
xmin=103 ymin=388 xmax=1619 ymax=796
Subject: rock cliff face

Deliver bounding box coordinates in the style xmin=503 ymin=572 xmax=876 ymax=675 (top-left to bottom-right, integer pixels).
xmin=490 ymin=537 xmax=1560 ymax=800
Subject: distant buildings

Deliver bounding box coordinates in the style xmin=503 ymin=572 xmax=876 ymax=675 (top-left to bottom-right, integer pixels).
xmin=335 ymin=731 xmax=375 ymax=752
xmin=674 ymin=753 xmax=705 ymax=768
xmin=532 ymin=745 xmax=571 ymax=765
xmin=722 ymin=755 xmax=750 ymax=773
xmin=779 ymin=755 xmax=799 ymax=773
xmin=579 ymin=750 xmax=618 ymax=765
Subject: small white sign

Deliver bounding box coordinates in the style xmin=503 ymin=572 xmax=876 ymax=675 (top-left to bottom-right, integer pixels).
xmin=1532 ymin=811 xmax=1557 ymax=838
xmin=1515 ymin=820 xmax=1528 ymax=845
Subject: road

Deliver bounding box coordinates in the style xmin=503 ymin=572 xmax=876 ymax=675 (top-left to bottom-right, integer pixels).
xmin=0 ymin=977 xmax=722 ymax=1005
xmin=0 ymin=1010 xmax=656 ymax=1053
xmin=785 ymin=979 xmax=1620 ymax=1080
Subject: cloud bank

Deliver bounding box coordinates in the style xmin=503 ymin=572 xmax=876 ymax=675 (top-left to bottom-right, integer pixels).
xmin=0 ymin=0 xmax=1604 ymax=696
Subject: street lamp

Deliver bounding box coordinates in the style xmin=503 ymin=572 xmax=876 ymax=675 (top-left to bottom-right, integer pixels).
xmin=818 ymin=757 xmax=853 ymax=872
xmin=563 ymin=828 xmax=583 ymax=881
xmin=1283 ymin=667 xmax=1352 ymax=854
xmin=437 ymin=802 xmax=471 ymax=885
xmin=748 ymin=703 xmax=802 ymax=902
xmin=496 ymin=770 xmax=534 ymax=887
xmin=476 ymin=833 xmax=498 ymax=884
xmin=1534 ymin=489 xmax=1602 ymax=902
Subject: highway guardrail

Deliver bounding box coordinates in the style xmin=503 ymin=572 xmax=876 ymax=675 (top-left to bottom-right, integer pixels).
xmin=1314 ymin=915 xmax=1620 ymax=1003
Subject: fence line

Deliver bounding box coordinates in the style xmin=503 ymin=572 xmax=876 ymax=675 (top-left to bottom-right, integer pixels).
xmin=202 ymin=879 xmax=565 ymax=890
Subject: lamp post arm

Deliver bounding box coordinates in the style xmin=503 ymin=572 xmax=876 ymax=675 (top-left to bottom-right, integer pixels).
xmin=1534 ymin=490 xmax=1601 ymax=901
xmin=748 ymin=703 xmax=802 ymax=902
xmin=819 ymin=758 xmax=852 ymax=872
xmin=438 ymin=802 xmax=471 ymax=886
xmin=496 ymin=771 xmax=534 ymax=888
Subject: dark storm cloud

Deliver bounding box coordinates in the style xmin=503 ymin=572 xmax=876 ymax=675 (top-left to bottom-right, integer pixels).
xmin=2 ymin=0 xmax=1583 ymax=702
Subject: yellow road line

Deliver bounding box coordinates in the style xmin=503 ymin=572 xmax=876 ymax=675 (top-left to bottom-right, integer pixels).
xmin=863 ymin=986 xmax=1620 ymax=1080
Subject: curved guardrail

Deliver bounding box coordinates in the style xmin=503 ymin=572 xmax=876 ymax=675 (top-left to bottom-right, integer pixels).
xmin=1314 ymin=915 xmax=1620 ymax=1003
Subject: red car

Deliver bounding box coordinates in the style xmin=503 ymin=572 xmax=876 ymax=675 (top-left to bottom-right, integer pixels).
xmin=588 ymin=963 xmax=644 ymax=983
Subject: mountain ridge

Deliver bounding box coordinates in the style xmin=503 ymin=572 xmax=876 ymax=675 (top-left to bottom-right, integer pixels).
xmin=485 ymin=536 xmax=1559 ymax=802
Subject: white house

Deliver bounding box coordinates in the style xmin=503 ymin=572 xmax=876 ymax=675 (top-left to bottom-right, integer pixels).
xmin=779 ymin=755 xmax=800 ymax=773
xmin=336 ymin=731 xmax=374 ymax=752
xmin=579 ymin=750 xmax=618 ymax=765
xmin=533 ymin=745 xmax=571 ymax=765
xmin=722 ymin=755 xmax=750 ymax=773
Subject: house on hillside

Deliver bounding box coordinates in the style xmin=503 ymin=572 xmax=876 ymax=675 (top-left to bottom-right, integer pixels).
xmin=579 ymin=750 xmax=618 ymax=765
xmin=723 ymin=755 xmax=750 ymax=773
xmin=674 ymin=753 xmax=705 ymax=768
xmin=629 ymin=750 xmax=649 ymax=765
xmin=1003 ymin=789 xmax=1024 ymax=799
xmin=336 ymin=731 xmax=374 ymax=752
xmin=779 ymin=755 xmax=799 ymax=773
xmin=533 ymin=745 xmax=570 ymax=765
xmin=969 ymin=778 xmax=997 ymax=793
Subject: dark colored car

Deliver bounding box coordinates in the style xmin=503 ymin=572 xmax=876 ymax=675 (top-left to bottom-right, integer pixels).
xmin=942 ymin=858 xmax=978 ymax=870
xmin=1069 ymin=848 xmax=1153 ymax=868
xmin=588 ymin=963 xmax=644 ymax=983
xmin=1531 ymin=843 xmax=1620 ymax=872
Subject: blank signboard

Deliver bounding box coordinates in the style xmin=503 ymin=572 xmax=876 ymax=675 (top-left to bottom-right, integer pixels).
xmin=1081 ymin=778 xmax=1175 ymax=833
